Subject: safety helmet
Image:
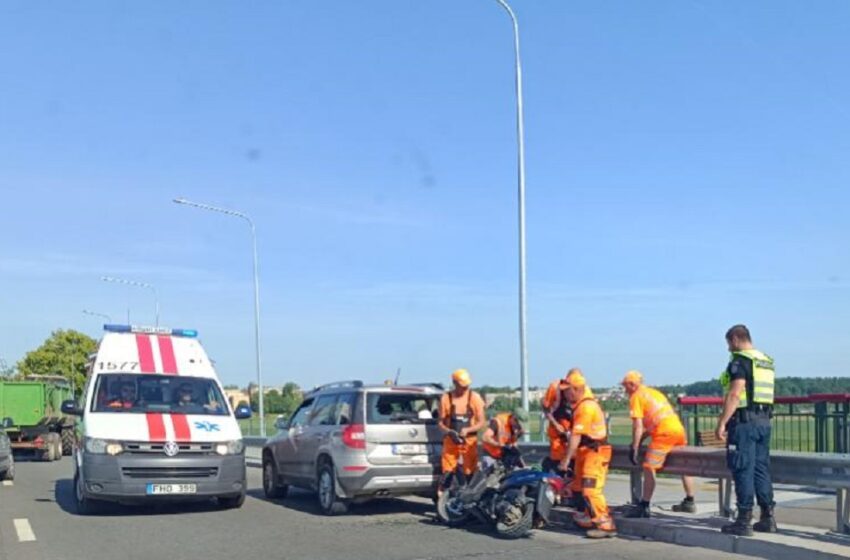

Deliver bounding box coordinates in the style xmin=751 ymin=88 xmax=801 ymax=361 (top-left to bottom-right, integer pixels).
xmin=451 ymin=368 xmax=471 ymax=388
xmin=559 ymin=367 xmax=583 ymax=388
xmin=621 ymin=370 xmax=643 ymax=386
xmin=564 ymin=370 xmax=586 ymax=389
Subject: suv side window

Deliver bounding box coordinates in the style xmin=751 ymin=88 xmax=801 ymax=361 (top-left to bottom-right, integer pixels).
xmin=334 ymin=393 xmax=357 ymax=425
xmin=288 ymin=398 xmax=314 ymax=428
xmin=309 ymin=395 xmax=338 ymax=426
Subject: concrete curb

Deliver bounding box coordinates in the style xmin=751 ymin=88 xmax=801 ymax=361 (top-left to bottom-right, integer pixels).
xmin=550 ymin=508 xmax=850 ymax=560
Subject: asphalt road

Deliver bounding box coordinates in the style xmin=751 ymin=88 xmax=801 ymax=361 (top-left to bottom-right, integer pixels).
xmin=0 ymin=458 xmax=752 ymax=560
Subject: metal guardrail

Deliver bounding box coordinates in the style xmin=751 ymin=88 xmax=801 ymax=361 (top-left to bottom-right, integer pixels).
xmin=242 ymin=436 xmax=850 ymax=534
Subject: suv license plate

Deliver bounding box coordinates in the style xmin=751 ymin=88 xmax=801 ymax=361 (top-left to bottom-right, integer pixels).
xmin=146 ymin=483 xmax=197 ymax=495
xmin=393 ymin=444 xmax=425 ymax=455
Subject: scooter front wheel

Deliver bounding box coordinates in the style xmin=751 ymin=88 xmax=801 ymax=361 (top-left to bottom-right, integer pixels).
xmin=436 ymin=490 xmax=471 ymax=527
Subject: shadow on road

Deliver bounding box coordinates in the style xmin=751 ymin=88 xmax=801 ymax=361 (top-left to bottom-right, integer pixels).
xmin=247 ymin=486 xmax=436 ymax=519
xmin=53 ymin=478 xmax=227 ymax=517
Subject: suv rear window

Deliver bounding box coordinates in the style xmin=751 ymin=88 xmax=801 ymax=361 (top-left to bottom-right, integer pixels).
xmin=366 ymin=392 xmax=439 ymax=425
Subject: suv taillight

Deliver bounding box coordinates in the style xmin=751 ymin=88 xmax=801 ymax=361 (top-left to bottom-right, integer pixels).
xmin=342 ymin=424 xmax=366 ymax=449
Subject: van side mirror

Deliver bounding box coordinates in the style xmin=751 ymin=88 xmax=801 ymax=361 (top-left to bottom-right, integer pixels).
xmin=61 ymin=400 xmax=82 ymax=416
xmin=274 ymin=416 xmax=289 ymax=431
xmin=1 ymin=417 xmax=13 ymax=429
xmin=233 ymin=405 xmax=252 ymax=420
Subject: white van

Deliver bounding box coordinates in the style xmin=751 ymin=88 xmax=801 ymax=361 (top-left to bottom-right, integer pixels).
xmin=62 ymin=324 xmax=252 ymax=514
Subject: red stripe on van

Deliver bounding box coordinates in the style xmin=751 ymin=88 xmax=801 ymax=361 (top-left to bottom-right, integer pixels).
xmin=146 ymin=413 xmax=166 ymax=441
xmin=157 ymin=335 xmax=178 ymax=375
xmin=136 ymin=334 xmax=155 ymax=373
xmin=171 ymin=414 xmax=191 ymax=442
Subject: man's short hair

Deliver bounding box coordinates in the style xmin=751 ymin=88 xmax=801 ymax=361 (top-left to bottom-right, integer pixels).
xmin=726 ymin=324 xmax=752 ymax=343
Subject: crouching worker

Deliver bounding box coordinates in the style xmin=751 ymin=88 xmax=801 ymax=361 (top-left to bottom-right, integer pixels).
xmin=481 ymin=407 xmax=528 ymax=471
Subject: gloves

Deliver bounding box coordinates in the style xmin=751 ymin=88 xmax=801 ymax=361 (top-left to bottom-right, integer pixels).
xmin=449 ymin=430 xmax=465 ymax=445
xmin=629 ymin=445 xmax=639 ymax=466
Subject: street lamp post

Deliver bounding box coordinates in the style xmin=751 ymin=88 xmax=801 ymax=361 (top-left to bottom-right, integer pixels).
xmin=493 ymin=0 xmax=530 ymax=418
xmin=101 ymin=276 xmax=159 ymax=327
xmin=173 ymin=197 xmax=266 ymax=437
xmin=82 ymin=309 xmax=113 ymax=323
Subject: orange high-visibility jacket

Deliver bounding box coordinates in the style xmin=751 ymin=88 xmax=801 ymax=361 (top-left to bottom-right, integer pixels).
xmin=629 ymin=386 xmax=683 ymax=435
xmin=482 ymin=413 xmax=518 ymax=458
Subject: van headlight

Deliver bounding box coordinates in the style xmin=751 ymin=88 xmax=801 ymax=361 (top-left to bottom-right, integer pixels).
xmin=85 ymin=438 xmax=123 ymax=456
xmin=215 ymin=440 xmax=244 ymax=456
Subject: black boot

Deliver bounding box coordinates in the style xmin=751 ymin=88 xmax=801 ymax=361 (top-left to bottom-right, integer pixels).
xmin=625 ymin=500 xmax=651 ymax=518
xmin=721 ymin=509 xmax=753 ymax=536
xmin=753 ymin=506 xmax=777 ymax=533
xmin=672 ymin=497 xmax=697 ymax=513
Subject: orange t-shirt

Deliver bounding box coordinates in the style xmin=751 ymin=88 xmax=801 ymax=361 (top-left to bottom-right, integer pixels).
xmin=571 ymin=398 xmax=607 ymax=441
xmin=629 ymin=386 xmax=683 ymax=435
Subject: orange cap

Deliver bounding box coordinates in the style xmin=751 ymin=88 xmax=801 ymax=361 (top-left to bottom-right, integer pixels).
xmin=564 ymin=369 xmax=587 ymax=388
xmin=559 ymin=367 xmax=583 ymax=388
xmin=451 ymin=368 xmax=471 ymax=388
xmin=622 ymin=370 xmax=643 ymax=385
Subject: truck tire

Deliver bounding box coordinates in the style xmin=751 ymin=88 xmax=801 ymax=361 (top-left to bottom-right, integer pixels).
xmin=47 ymin=433 xmax=62 ymax=462
xmin=1 ymin=459 xmax=14 ymax=481
xmin=61 ymin=429 xmax=74 ymax=456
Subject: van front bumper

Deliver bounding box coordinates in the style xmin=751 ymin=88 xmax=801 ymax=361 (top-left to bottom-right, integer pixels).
xmin=79 ymin=451 xmax=245 ymax=503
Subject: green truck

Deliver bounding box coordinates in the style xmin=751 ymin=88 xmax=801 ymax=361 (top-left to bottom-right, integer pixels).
xmin=0 ymin=376 xmax=75 ymax=461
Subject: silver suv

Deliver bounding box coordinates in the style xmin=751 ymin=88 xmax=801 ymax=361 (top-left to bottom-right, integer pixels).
xmin=261 ymin=381 xmax=444 ymax=514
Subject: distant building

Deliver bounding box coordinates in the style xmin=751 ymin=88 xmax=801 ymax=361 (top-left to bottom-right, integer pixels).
xmin=224 ymin=389 xmax=251 ymax=409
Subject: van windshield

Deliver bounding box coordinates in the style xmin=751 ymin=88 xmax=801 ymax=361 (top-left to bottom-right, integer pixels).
xmin=91 ymin=374 xmax=228 ymax=416
xmin=366 ymin=392 xmax=438 ymax=424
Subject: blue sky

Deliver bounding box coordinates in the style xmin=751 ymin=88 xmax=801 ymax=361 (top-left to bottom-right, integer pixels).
xmin=1 ymin=1 xmax=848 ymax=390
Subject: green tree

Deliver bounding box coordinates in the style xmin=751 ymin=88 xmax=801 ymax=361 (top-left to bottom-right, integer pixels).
xmin=16 ymin=329 xmax=97 ymax=392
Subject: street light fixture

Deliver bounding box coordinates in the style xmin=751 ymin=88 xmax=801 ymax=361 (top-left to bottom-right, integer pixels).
xmin=173 ymin=197 xmax=266 ymax=437
xmin=82 ymin=309 xmax=113 ymax=323
xmin=101 ymin=276 xmax=159 ymax=327
xmin=493 ymin=0 xmax=530 ymax=418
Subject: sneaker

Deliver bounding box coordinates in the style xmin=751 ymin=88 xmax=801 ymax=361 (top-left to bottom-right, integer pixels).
xmin=586 ymin=528 xmax=617 ymax=539
xmin=672 ymin=499 xmax=697 ymax=514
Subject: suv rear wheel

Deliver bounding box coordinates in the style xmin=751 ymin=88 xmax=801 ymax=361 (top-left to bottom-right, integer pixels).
xmin=317 ymin=462 xmax=348 ymax=515
xmin=262 ymin=455 xmax=288 ymax=499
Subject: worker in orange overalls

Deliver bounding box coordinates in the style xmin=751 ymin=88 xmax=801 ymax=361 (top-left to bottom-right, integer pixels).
xmin=481 ymin=406 xmax=528 ymax=470
xmin=541 ymin=368 xmax=592 ymax=507
xmin=622 ymin=370 xmax=696 ymax=518
xmin=438 ymin=369 xmax=487 ymax=496
xmin=558 ymin=370 xmax=616 ymax=538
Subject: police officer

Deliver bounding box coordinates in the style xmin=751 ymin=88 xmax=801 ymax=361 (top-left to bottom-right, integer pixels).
xmin=715 ymin=324 xmax=777 ymax=536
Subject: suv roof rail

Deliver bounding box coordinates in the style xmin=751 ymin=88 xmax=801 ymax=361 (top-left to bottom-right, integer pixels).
xmin=408 ymin=383 xmax=445 ymax=391
xmin=309 ymin=380 xmax=364 ymax=393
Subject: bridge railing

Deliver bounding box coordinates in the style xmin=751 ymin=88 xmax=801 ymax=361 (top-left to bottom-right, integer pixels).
xmin=677 ymin=394 xmax=850 ymax=454
xmin=244 ymin=436 xmax=850 ymax=534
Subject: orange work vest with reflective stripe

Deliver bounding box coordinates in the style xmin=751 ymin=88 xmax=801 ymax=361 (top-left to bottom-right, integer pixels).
xmin=482 ymin=413 xmax=517 ymax=458
xmin=632 ymin=386 xmax=682 ymax=435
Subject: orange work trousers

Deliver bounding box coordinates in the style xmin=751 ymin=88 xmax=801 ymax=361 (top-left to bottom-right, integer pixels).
xmin=441 ymin=436 xmax=479 ymax=476
xmin=572 ymin=444 xmax=615 ymax=532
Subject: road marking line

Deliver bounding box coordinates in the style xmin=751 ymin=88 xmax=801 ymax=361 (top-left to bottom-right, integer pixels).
xmin=13 ymin=518 xmax=36 ymax=542
xmin=1 ymin=480 xmax=12 ymax=486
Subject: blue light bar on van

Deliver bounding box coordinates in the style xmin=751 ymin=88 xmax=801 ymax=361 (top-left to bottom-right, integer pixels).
xmin=103 ymin=324 xmax=198 ymax=337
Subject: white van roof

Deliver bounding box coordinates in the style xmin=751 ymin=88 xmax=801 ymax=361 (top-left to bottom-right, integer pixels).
xmin=92 ymin=325 xmax=217 ymax=379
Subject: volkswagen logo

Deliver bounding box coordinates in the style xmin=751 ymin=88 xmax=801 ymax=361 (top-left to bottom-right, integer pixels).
xmin=408 ymin=428 xmax=418 ymax=438
xmin=163 ymin=441 xmax=179 ymax=457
